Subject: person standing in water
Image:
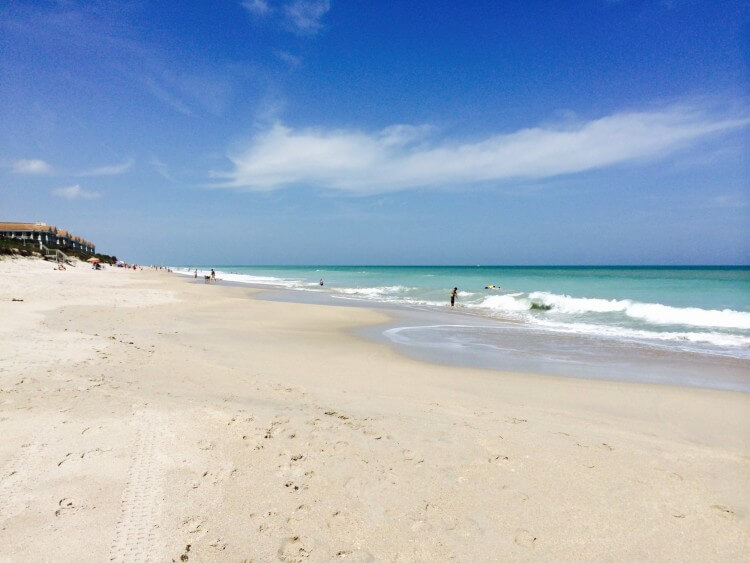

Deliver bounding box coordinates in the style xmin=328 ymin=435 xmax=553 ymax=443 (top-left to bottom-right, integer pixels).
xmin=450 ymin=287 xmax=458 ymax=307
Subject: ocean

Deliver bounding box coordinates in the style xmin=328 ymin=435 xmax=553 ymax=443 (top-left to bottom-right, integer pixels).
xmin=174 ymin=265 xmax=750 ymax=390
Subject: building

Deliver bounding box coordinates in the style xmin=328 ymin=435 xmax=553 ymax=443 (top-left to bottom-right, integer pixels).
xmin=0 ymin=222 xmax=96 ymax=254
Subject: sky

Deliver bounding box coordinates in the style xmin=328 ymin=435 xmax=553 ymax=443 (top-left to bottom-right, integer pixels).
xmin=1 ymin=0 xmax=748 ymax=265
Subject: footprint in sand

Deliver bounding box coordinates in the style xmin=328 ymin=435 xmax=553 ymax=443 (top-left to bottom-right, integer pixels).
xmin=502 ymin=486 xmax=529 ymax=502
xmin=506 ymin=417 xmax=527 ymax=425
xmin=199 ymin=465 xmax=238 ymax=486
xmin=264 ymin=417 xmax=290 ymax=439
xmin=181 ymin=516 xmax=205 ymax=534
xmin=57 ymin=452 xmax=73 ymax=467
xmin=711 ymin=505 xmax=735 ymax=520
xmin=54 ymin=497 xmax=86 ymax=517
xmin=198 ymin=439 xmax=215 ymax=451
xmin=278 ymin=535 xmax=311 ymax=561
xmin=334 ymin=549 xmax=375 ymax=561
xmin=208 ymin=537 xmax=227 ymax=551
xmin=332 ymin=440 xmax=349 ymax=453
xmin=288 ymin=503 xmax=312 ymax=523
xmin=514 ymin=528 xmax=537 ymax=548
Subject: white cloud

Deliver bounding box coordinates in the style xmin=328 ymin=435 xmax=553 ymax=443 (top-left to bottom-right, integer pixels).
xmin=12 ymin=158 xmax=53 ymax=174
xmin=284 ymin=0 xmax=330 ymax=34
xmin=213 ymin=105 xmax=750 ymax=195
xmin=243 ymin=0 xmax=272 ymax=16
xmin=52 ymin=184 xmax=100 ymax=200
xmin=78 ymin=158 xmax=134 ymax=176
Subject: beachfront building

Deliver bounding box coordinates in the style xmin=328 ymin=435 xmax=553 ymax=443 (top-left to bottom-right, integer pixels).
xmin=0 ymin=222 xmax=96 ymax=254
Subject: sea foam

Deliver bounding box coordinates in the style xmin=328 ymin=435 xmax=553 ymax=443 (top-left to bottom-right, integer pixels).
xmin=332 ymin=285 xmax=411 ymax=298
xmin=476 ymin=291 xmax=750 ymax=331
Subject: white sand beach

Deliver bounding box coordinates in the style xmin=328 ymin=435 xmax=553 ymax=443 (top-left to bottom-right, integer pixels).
xmin=1 ymin=257 xmax=748 ymax=561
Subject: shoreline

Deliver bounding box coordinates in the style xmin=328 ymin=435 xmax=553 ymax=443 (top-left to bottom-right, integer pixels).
xmin=170 ymin=264 xmax=750 ymax=365
xmin=178 ymin=271 xmax=750 ymax=393
xmin=1 ymin=257 xmax=748 ymax=560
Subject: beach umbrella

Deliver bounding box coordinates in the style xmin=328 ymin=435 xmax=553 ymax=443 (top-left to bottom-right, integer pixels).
xmin=87 ymin=257 xmax=100 ymax=263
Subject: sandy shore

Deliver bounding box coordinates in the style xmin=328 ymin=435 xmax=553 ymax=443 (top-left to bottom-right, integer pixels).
xmin=1 ymin=258 xmax=748 ymax=561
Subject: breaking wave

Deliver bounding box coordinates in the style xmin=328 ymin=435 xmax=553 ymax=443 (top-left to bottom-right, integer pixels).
xmin=475 ymin=291 xmax=750 ymax=331
xmin=332 ymin=285 xmax=412 ymax=298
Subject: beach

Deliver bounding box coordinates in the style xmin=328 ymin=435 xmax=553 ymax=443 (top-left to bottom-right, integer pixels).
xmin=1 ymin=258 xmax=748 ymax=561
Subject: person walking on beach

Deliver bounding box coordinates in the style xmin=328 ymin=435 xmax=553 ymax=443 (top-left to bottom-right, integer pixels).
xmin=451 ymin=287 xmax=458 ymax=307
xmin=210 ymin=268 xmax=216 ymax=282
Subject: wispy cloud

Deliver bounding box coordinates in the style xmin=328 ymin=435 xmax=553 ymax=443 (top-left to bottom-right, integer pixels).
xmin=275 ymin=50 xmax=302 ymax=67
xmin=142 ymin=76 xmax=193 ymax=116
xmin=12 ymin=158 xmax=53 ymax=175
xmin=77 ymin=158 xmax=134 ymax=177
xmin=3 ymin=2 xmax=239 ymax=118
xmin=284 ymin=0 xmax=331 ymax=34
xmin=243 ymin=0 xmax=272 ymax=16
xmin=213 ymin=105 xmax=750 ymax=195
xmin=52 ymin=184 xmax=100 ymax=200
xmin=243 ymin=0 xmax=331 ymax=36
xmin=151 ymin=156 xmax=176 ymax=182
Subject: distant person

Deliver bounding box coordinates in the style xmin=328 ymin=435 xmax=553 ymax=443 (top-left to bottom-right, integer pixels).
xmin=319 ymin=278 xmax=324 ymax=286
xmin=451 ymin=287 xmax=458 ymax=307
xmin=194 ymin=269 xmax=197 ymax=279
xmin=211 ymin=268 xmax=216 ymax=282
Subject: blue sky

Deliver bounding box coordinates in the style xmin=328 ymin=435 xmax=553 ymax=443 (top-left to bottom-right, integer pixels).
xmin=1 ymin=0 xmax=748 ymax=265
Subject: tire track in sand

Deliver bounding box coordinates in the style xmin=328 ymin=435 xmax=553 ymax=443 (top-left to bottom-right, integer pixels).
xmin=109 ymin=411 xmax=169 ymax=563
xmin=0 ymin=438 xmax=44 ymax=522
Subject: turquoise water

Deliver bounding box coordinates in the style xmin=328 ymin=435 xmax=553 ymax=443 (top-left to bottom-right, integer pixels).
xmin=177 ymin=265 xmax=750 ymax=360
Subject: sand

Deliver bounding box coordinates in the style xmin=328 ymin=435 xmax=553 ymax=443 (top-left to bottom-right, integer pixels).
xmin=0 ymin=257 xmax=748 ymax=561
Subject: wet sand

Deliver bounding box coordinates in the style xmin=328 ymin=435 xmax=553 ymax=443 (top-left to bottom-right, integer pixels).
xmin=255 ymin=286 xmax=750 ymax=392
